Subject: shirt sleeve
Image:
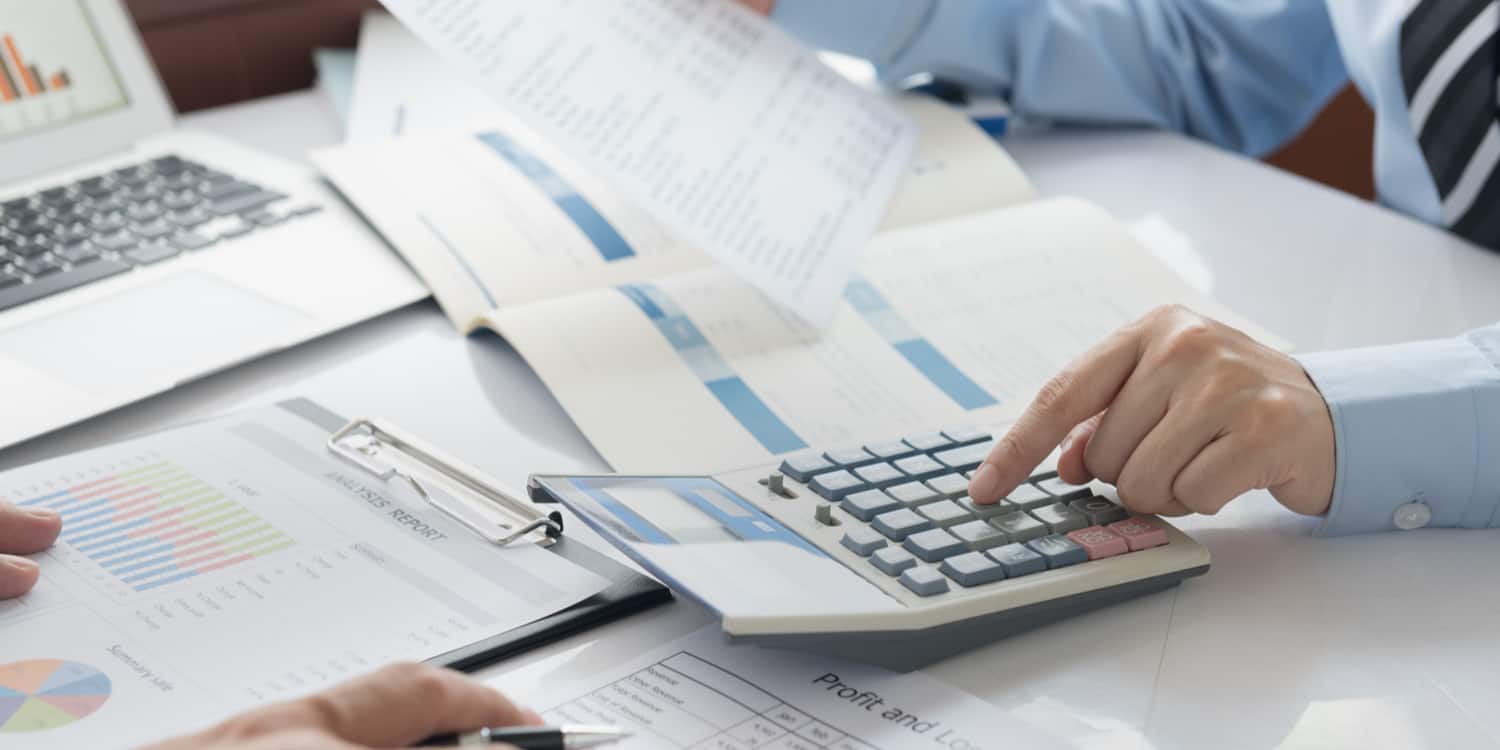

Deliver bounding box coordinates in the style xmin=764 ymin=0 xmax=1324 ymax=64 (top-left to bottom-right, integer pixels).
xmin=771 ymin=0 xmax=1351 ymax=156
xmin=1297 ymin=324 xmax=1500 ymax=536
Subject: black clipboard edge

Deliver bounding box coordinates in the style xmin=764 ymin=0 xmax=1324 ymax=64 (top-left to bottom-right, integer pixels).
xmin=426 ymin=536 xmax=672 ymax=673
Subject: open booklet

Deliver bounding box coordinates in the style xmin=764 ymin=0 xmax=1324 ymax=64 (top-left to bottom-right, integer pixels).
xmin=314 ymin=97 xmax=1276 ymax=475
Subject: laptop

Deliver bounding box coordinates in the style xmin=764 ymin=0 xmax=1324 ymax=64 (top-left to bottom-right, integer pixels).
xmin=0 ymin=0 xmax=428 ymax=450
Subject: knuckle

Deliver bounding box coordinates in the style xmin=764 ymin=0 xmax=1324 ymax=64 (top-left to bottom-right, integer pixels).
xmin=1160 ymin=320 xmax=1219 ymax=360
xmin=994 ymin=433 xmax=1030 ymax=465
xmin=1032 ymin=371 xmax=1074 ymax=417
xmin=1081 ymin=439 xmax=1120 ymax=484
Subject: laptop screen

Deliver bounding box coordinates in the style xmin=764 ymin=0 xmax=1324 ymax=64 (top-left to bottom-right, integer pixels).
xmin=0 ymin=0 xmax=129 ymax=143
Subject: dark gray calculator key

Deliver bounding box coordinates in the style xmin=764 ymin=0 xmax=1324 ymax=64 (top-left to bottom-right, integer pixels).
xmin=916 ymin=499 xmax=972 ymax=528
xmin=941 ymin=426 xmax=991 ymax=445
xmin=853 ymin=462 xmax=905 ymax=489
xmin=870 ymin=547 xmax=917 ymax=576
xmin=1038 ymin=476 xmax=1092 ymax=501
xmin=809 ymin=470 xmax=865 ymax=501
xmin=871 ymin=508 xmax=933 ymax=541
xmin=1031 ymin=502 xmax=1089 ymax=534
xmin=124 ymin=243 xmax=181 ymax=265
xmin=0 ymin=260 xmax=129 ymax=312
xmin=932 ymin=441 xmax=993 ymax=471
xmin=893 ymin=454 xmax=945 ymax=480
xmin=885 ymin=481 xmax=940 ymax=508
xmin=940 ymin=551 xmax=1007 ymax=587
xmin=1025 ymin=535 xmax=1089 ymax=568
xmin=950 ymin=519 xmax=1009 ymax=551
xmin=840 ymin=490 xmax=899 ymax=522
xmin=1005 ymin=484 xmax=1054 ymax=510
xmin=903 ymin=431 xmax=954 ymax=452
xmin=1071 ymin=496 xmax=1129 ymax=525
xmin=210 ymin=190 xmax=285 ymax=217
xmin=840 ymin=527 xmax=887 ymax=556
xmin=988 ymin=543 xmax=1048 ymax=577
xmin=899 ymin=566 xmax=950 ymax=597
xmin=903 ymin=528 xmax=966 ymax=562
xmin=779 ymin=454 xmax=834 ymax=483
xmin=991 ymin=511 xmax=1047 ymax=543
xmin=924 ymin=473 xmax=969 ymax=498
xmin=955 ymin=495 xmax=1011 ymax=520
xmin=864 ymin=440 xmax=916 ymax=461
xmin=824 ymin=447 xmax=878 ymax=469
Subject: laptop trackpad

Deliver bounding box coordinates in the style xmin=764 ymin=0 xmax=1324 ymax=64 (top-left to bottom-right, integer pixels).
xmin=0 ymin=272 xmax=310 ymax=393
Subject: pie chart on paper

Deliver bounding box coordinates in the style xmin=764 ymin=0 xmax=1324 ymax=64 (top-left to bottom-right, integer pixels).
xmin=0 ymin=660 xmax=112 ymax=733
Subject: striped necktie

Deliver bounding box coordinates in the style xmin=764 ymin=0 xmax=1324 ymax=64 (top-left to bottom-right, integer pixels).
xmin=1401 ymin=0 xmax=1500 ymax=249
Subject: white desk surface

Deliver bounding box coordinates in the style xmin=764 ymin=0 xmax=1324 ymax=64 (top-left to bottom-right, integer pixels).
xmin=7 ymin=90 xmax=1500 ymax=749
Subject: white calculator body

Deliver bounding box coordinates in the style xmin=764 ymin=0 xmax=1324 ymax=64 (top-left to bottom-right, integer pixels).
xmin=529 ymin=427 xmax=1209 ymax=671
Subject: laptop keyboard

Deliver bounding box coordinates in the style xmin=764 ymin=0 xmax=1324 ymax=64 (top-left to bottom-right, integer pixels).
xmin=0 ymin=155 xmax=321 ymax=313
xmin=776 ymin=428 xmax=1170 ymax=598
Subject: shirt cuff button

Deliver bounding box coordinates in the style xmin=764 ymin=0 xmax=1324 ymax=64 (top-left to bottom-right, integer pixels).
xmin=1393 ymin=502 xmax=1431 ymax=530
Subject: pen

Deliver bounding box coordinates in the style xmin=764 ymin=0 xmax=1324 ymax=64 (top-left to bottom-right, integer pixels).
xmin=416 ymin=724 xmax=630 ymax=748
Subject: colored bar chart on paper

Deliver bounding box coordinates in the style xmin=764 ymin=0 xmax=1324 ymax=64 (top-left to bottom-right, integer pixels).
xmin=19 ymin=462 xmax=294 ymax=593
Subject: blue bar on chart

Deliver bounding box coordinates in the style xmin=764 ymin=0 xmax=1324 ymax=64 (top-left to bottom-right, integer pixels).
xmin=844 ymin=276 xmax=999 ymax=410
xmin=476 ymin=131 xmax=636 ymax=261
xmin=619 ymin=283 xmax=808 ymax=455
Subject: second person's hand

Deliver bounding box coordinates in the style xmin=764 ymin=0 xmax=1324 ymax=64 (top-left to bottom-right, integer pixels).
xmin=0 ymin=501 xmax=62 ymax=599
xmin=968 ymin=305 xmax=1336 ymax=518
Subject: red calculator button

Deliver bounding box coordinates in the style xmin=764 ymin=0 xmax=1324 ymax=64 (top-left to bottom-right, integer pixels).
xmin=1108 ymin=517 xmax=1169 ymax=551
xmin=1065 ymin=526 xmax=1128 ymax=560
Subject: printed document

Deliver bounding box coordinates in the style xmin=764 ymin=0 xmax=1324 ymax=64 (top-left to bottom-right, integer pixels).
xmin=0 ymin=401 xmax=607 ymax=748
xmin=376 ymin=0 xmax=918 ymax=325
xmin=498 ymin=626 xmax=1072 ymax=750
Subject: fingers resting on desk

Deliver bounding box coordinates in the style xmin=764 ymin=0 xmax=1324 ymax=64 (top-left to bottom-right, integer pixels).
xmin=0 ymin=501 xmax=61 ymax=599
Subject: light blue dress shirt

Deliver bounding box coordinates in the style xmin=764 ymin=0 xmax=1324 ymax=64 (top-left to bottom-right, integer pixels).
xmin=772 ymin=0 xmax=1500 ymax=535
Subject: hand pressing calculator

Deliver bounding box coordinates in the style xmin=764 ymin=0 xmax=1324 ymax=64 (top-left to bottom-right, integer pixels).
xmin=529 ymin=426 xmax=1208 ymax=671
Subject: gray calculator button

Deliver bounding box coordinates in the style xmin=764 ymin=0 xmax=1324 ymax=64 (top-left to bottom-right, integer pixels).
xmin=1030 ymin=502 xmax=1089 ymax=534
xmin=886 ymin=481 xmax=941 ymax=507
xmin=1071 ymin=496 xmax=1129 ymax=525
xmin=840 ymin=526 xmax=887 ymax=556
xmin=894 ymin=453 xmax=945 ymax=480
xmin=864 ymin=440 xmax=916 ymax=460
xmin=916 ymin=499 xmax=972 ymax=527
xmin=1038 ymin=476 xmax=1092 ymax=501
xmin=932 ymin=441 xmax=993 ymax=471
xmin=955 ymin=495 xmax=1011 ymax=519
xmin=1005 ymin=483 xmax=1054 ymax=509
xmin=940 ymin=551 xmax=1007 ymax=587
xmin=924 ymin=472 xmax=970 ymax=498
xmin=824 ymin=447 xmax=877 ymax=469
xmin=810 ymin=470 xmax=866 ymax=500
xmin=840 ymin=490 xmax=900 ymax=522
xmin=779 ymin=454 xmax=833 ymax=482
xmin=941 ymin=426 xmax=991 ymax=445
xmin=853 ymin=462 xmax=905 ymax=488
xmin=899 ymin=566 xmax=951 ymax=596
xmin=988 ymin=542 xmax=1047 ymax=577
xmin=871 ymin=508 xmax=933 ymax=541
xmin=950 ymin=519 xmax=1009 ymax=551
xmin=1025 ymin=534 xmax=1089 ymax=568
xmin=870 ymin=547 xmax=917 ymax=576
xmin=903 ymin=431 xmax=954 ymax=452
xmin=991 ymin=511 xmax=1047 ymax=543
xmin=903 ymin=527 xmax=966 ymax=562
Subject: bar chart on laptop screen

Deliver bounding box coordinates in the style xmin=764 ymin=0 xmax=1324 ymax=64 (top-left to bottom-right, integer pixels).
xmin=0 ymin=0 xmax=129 ymax=139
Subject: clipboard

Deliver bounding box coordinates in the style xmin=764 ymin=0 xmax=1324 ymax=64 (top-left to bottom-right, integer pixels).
xmin=302 ymin=401 xmax=672 ymax=673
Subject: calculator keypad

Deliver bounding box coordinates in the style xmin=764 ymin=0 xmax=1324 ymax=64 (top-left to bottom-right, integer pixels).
xmin=777 ymin=426 xmax=1171 ymax=599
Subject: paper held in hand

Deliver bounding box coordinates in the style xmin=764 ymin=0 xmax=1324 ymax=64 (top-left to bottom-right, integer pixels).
xmin=376 ymin=0 xmax=918 ymax=326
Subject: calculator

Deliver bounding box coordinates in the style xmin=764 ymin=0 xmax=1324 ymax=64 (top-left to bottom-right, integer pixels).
xmin=529 ymin=426 xmax=1209 ymax=671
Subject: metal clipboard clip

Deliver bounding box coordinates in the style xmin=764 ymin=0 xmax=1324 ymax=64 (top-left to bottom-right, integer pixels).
xmin=327 ymin=418 xmax=563 ymax=547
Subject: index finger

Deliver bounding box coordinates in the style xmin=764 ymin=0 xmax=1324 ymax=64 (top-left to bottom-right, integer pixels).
xmin=228 ymin=663 xmax=535 ymax=747
xmin=969 ymin=327 xmax=1143 ymax=502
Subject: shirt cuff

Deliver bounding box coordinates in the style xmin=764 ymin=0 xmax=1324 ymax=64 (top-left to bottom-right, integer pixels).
xmin=1298 ymin=336 xmax=1500 ymax=536
xmin=772 ymin=0 xmax=936 ymax=66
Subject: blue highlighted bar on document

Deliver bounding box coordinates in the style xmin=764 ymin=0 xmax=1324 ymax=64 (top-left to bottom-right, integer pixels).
xmin=619 ymin=284 xmax=808 ymax=454
xmin=476 ymin=131 xmax=636 ymax=261
xmin=845 ymin=277 xmax=999 ymax=410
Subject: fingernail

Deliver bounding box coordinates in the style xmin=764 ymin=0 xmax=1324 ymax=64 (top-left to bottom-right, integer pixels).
xmin=24 ymin=507 xmax=59 ymax=523
xmin=1 ymin=555 xmax=38 ymax=574
xmin=970 ymin=463 xmax=1001 ymax=501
